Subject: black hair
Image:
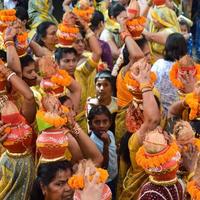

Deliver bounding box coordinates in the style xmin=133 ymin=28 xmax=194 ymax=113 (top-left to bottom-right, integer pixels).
xmin=119 ymin=132 xmax=132 ymax=165
xmin=55 ymin=47 xmax=77 ymax=64
xmin=88 ymin=105 xmax=112 ymax=126
xmin=16 ymin=0 xmax=29 ymax=10
xmin=34 ymin=21 xmax=56 ymax=47
xmin=108 ymin=2 xmax=126 ymax=18
xmin=20 ymin=54 xmax=34 ymax=69
xmin=164 ymin=33 xmax=187 ymax=62
xmin=179 ymin=19 xmax=190 ymax=31
xmin=90 ymin=10 xmax=104 ymax=31
xmin=58 ymin=95 xmax=71 ymax=105
xmin=95 ymin=70 xmax=113 ymax=84
xmin=15 ymin=6 xmax=29 ymax=21
xmin=122 ymin=37 xmax=148 ymax=67
xmin=30 ymin=160 xmax=72 ymax=200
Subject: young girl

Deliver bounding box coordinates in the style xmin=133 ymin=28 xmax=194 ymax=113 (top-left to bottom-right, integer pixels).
xmin=88 ymin=105 xmax=118 ymax=199
xmin=86 ymin=70 xmax=118 ymax=133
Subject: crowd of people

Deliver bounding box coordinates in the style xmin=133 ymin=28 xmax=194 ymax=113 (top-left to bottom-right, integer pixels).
xmin=0 ymin=0 xmax=200 ymax=199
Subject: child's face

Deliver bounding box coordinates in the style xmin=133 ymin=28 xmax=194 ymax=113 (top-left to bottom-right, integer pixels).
xmin=180 ymin=24 xmax=188 ymax=34
xmin=90 ymin=114 xmax=111 ymax=135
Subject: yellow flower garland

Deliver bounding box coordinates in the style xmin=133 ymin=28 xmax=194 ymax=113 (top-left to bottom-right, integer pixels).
xmin=136 ymin=142 xmax=179 ymax=169
xmin=51 ymin=69 xmax=72 ymax=87
xmin=169 ymin=62 xmax=200 ymax=90
xmin=68 ymin=168 xmax=109 ymax=189
xmin=187 ymin=180 xmax=200 ymax=200
xmin=185 ymin=93 xmax=199 ymax=120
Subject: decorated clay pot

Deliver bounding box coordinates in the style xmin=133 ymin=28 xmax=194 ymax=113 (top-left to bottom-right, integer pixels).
xmin=2 ymin=122 xmax=32 ymax=153
xmin=40 ymin=79 xmax=64 ymax=94
xmin=37 ymin=129 xmax=68 ymax=159
xmin=127 ymin=0 xmax=140 ymax=19
xmin=56 ymin=28 xmax=79 ymax=47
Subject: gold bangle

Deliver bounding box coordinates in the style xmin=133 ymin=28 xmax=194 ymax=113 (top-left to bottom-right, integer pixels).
xmin=187 ymin=171 xmax=195 ymax=181
xmin=140 ymin=82 xmax=152 ymax=91
xmin=4 ymin=41 xmax=14 ymax=48
xmin=142 ymin=89 xmax=152 ymax=93
xmin=177 ymin=90 xmax=186 ymax=98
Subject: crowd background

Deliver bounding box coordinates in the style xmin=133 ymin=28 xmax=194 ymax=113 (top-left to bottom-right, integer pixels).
xmin=0 ymin=0 xmax=200 ymax=200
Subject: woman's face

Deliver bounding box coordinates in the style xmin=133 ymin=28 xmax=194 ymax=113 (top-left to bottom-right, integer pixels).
xmin=95 ymin=78 xmax=112 ymax=101
xmin=42 ymin=169 xmax=73 ymax=200
xmin=73 ymin=33 xmax=85 ymax=56
xmin=42 ymin=25 xmax=58 ymax=47
xmin=116 ymin=10 xmax=127 ymax=24
xmin=22 ymin=61 xmax=37 ymax=86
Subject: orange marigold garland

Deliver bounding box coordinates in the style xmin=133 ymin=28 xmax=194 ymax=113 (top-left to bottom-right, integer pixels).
xmin=15 ymin=32 xmax=29 ymax=57
xmin=37 ymin=107 xmax=69 ymax=128
xmin=136 ymin=142 xmax=179 ymax=169
xmin=68 ymin=168 xmax=109 ymax=189
xmin=187 ymin=180 xmax=200 ymax=200
xmin=73 ymin=6 xmax=94 ymax=22
xmin=0 ymin=9 xmax=16 ymax=32
xmin=124 ymin=71 xmax=157 ymax=91
xmin=185 ymin=93 xmax=199 ymax=120
xmin=126 ymin=16 xmax=146 ymax=38
xmin=51 ymin=69 xmax=72 ymax=87
xmin=58 ymin=24 xmax=79 ymax=34
xmin=169 ymin=62 xmax=200 ymax=90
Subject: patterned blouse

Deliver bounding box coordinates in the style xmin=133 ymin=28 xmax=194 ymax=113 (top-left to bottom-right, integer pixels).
xmin=151 ymin=59 xmax=179 ymax=116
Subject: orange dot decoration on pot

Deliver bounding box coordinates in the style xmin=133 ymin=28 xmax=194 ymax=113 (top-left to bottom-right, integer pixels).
xmin=57 ymin=11 xmax=79 ymax=47
xmin=0 ymin=9 xmax=16 ymax=33
xmin=36 ymin=129 xmax=70 ymax=162
xmin=73 ymin=0 xmax=94 ymax=23
xmin=126 ymin=0 xmax=146 ymax=39
xmin=1 ymin=101 xmax=33 ymax=153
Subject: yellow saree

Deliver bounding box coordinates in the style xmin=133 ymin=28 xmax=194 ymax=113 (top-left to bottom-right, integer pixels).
xmin=119 ymin=133 xmax=148 ymax=200
xmin=28 ymin=0 xmax=58 ymax=39
xmin=149 ymin=5 xmax=181 ymax=59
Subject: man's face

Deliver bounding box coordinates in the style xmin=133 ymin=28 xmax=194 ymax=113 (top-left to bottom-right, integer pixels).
xmin=59 ymin=53 xmax=77 ymax=76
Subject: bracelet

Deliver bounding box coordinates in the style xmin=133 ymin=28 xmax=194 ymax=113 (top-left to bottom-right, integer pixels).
xmin=120 ymin=31 xmax=131 ymax=42
xmin=4 ymin=41 xmax=14 ymax=48
xmin=177 ymin=90 xmax=186 ymax=98
xmin=7 ymin=72 xmax=16 ymax=81
xmin=187 ymin=171 xmax=195 ymax=181
xmin=70 ymin=123 xmax=80 ymax=138
xmin=140 ymin=82 xmax=152 ymax=91
xmin=142 ymin=89 xmax=152 ymax=93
